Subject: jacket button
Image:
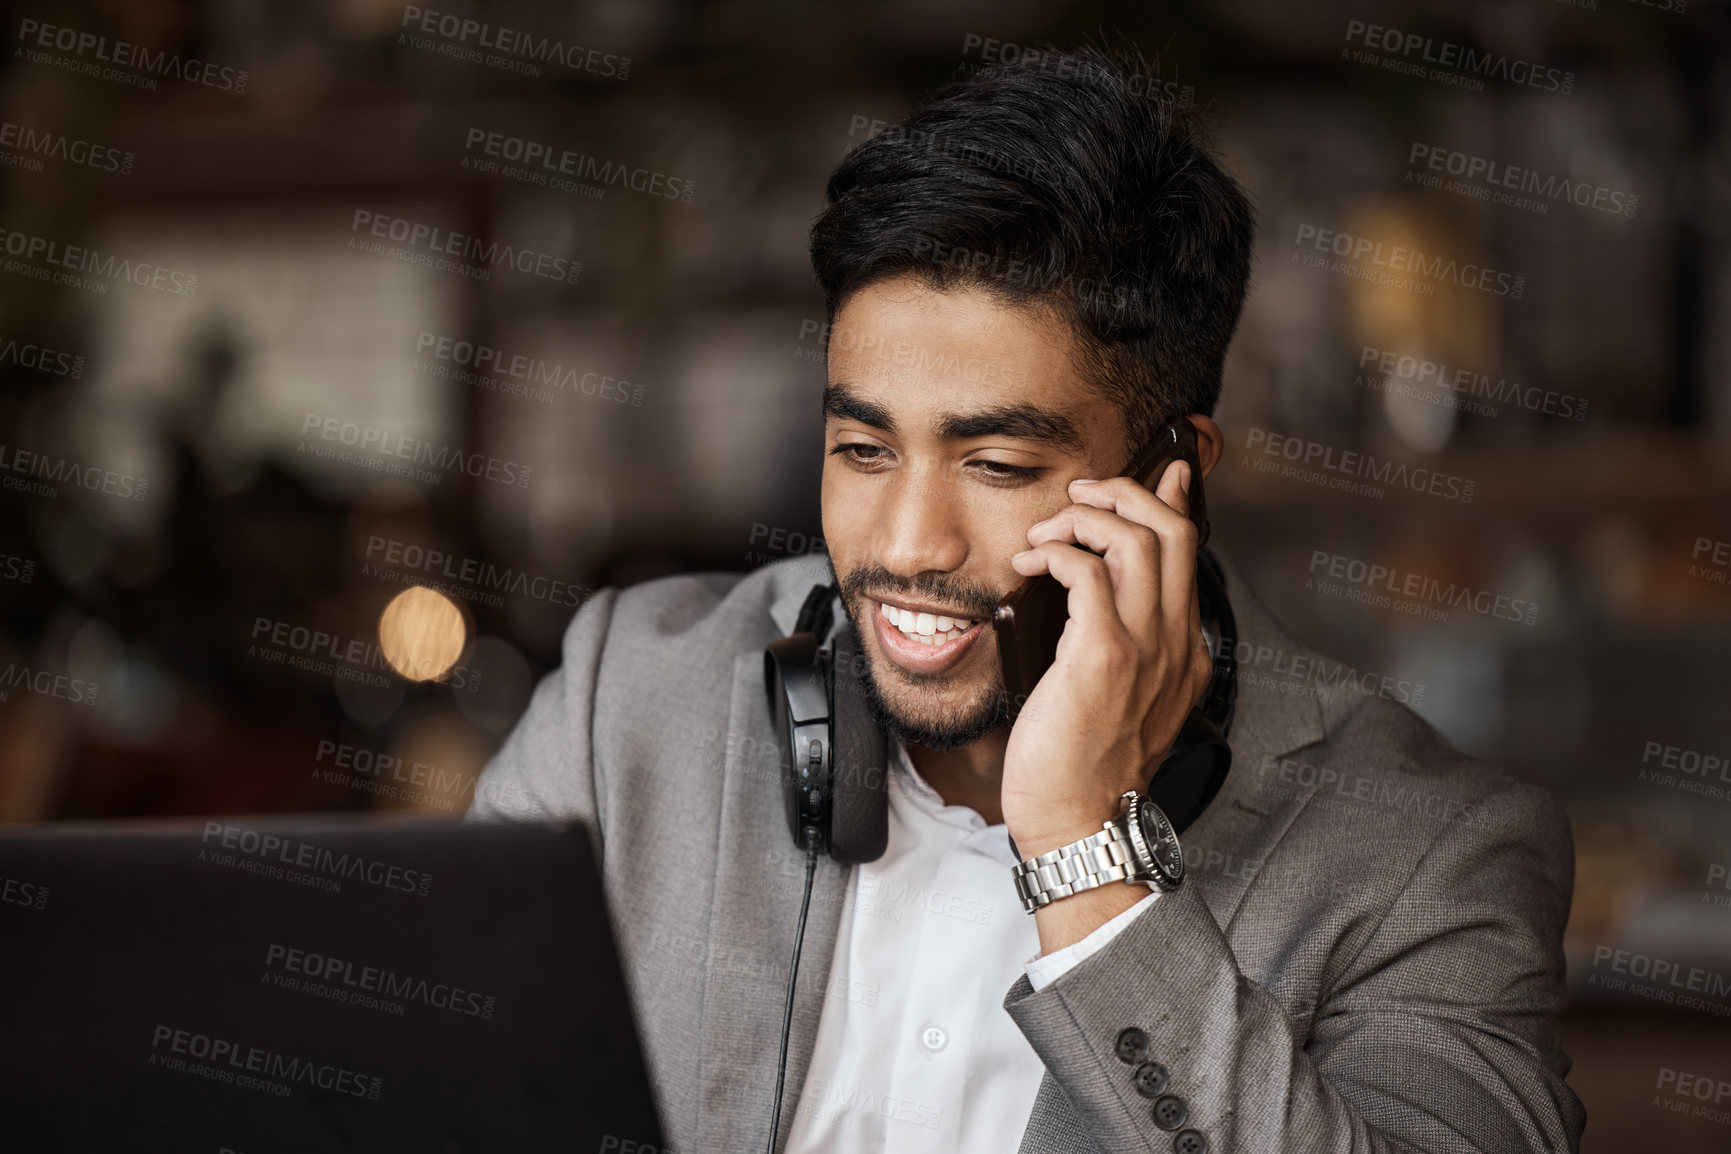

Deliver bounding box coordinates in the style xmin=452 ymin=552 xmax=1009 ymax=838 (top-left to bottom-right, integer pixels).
xmin=1173 ymin=1129 xmax=1207 ymax=1154
xmin=1152 ymin=1094 xmax=1188 ymax=1131
xmin=1131 ymin=1061 xmax=1169 ymax=1098
xmin=1114 ymin=1027 xmax=1149 ymax=1064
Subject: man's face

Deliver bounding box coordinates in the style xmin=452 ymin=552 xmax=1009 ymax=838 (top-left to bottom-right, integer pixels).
xmin=820 ymin=275 xmax=1131 ymax=751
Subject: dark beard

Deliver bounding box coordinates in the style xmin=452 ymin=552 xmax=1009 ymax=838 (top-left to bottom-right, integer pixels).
xmin=831 ymin=560 xmax=1010 ymax=752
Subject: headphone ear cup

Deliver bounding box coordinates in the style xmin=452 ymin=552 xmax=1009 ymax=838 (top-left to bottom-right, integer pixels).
xmin=826 ymin=621 xmax=889 ymax=865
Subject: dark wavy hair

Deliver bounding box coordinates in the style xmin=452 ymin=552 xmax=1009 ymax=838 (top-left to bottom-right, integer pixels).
xmin=809 ymin=46 xmax=1255 ymax=453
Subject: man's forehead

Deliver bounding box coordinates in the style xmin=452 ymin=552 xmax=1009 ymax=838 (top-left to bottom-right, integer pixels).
xmin=827 ymin=276 xmax=1079 ymax=384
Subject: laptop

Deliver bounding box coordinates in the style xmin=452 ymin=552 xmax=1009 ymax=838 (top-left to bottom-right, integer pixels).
xmin=0 ymin=814 xmax=667 ymax=1153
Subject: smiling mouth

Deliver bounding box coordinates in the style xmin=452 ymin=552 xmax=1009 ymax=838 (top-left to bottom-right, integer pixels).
xmin=875 ymin=599 xmax=982 ymax=646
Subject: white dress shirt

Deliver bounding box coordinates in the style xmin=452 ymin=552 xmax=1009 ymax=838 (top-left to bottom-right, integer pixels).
xmin=784 ymin=741 xmax=1158 ymax=1154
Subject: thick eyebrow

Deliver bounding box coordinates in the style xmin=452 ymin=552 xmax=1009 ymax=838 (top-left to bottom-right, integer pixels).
xmin=823 ymin=383 xmax=896 ymax=431
xmin=824 ymin=382 xmax=1085 ymax=454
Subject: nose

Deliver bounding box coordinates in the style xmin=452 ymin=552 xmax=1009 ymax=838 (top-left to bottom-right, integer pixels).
xmin=871 ymin=462 xmax=969 ymax=580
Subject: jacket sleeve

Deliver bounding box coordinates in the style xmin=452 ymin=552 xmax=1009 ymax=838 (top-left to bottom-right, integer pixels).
xmin=464 ymin=588 xmax=619 ymax=834
xmin=1002 ymin=784 xmax=1585 ymax=1153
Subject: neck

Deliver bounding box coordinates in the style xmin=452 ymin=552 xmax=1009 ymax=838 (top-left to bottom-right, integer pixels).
xmin=907 ymin=728 xmax=1010 ymax=825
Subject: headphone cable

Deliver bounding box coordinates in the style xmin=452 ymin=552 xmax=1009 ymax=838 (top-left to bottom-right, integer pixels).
xmin=766 ymin=837 xmax=819 ymax=1154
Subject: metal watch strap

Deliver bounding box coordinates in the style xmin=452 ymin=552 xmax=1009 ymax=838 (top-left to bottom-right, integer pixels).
xmin=1011 ymin=820 xmax=1140 ymax=913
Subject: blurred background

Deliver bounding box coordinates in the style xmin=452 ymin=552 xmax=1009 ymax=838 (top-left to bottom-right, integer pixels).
xmin=0 ymin=0 xmax=1727 ymax=1147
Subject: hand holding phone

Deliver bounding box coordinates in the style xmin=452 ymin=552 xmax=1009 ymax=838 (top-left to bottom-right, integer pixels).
xmin=994 ymin=419 xmax=1228 ymax=857
xmin=994 ymin=419 xmax=1209 ymax=716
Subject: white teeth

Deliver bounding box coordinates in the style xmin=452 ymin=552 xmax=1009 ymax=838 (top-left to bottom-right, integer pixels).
xmin=878 ymin=601 xmax=973 ymax=645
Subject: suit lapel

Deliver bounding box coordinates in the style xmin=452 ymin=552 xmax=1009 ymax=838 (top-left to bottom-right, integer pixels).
xmin=691 ymin=648 xmax=852 ymax=1153
xmin=1180 ymin=549 xmax=1333 ymax=929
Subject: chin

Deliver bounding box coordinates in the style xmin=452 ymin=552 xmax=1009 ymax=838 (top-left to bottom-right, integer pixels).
xmin=858 ymin=654 xmax=1007 ymax=752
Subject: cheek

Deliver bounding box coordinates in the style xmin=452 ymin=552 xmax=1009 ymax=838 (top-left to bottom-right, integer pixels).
xmin=820 ymin=461 xmax=872 ymax=561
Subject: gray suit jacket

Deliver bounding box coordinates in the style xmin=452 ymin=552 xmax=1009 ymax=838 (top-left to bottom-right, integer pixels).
xmin=469 ymin=550 xmax=1585 ymax=1153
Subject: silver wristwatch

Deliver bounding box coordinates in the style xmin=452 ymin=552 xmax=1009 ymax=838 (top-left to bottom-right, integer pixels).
xmin=1010 ymin=790 xmax=1185 ymax=913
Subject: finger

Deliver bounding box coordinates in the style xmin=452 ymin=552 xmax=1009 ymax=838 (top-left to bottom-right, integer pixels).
xmin=1024 ymin=504 xmax=1158 ymax=631
xmin=1067 ymin=468 xmax=1190 ymax=527
xmin=1152 ymin=459 xmax=1191 ymax=521
xmin=1071 ymin=471 xmax=1198 ymax=633
xmin=1011 ymin=541 xmax=1124 ymax=641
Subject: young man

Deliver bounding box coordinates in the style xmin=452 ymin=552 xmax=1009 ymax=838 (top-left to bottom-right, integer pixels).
xmin=471 ymin=48 xmax=1585 ymax=1154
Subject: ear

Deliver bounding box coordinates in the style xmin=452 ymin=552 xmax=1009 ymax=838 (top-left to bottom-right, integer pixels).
xmin=1184 ymin=414 xmax=1225 ymax=479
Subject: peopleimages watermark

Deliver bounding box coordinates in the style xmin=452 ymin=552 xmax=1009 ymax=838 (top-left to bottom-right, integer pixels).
xmin=0 ymin=225 xmax=198 ymax=297
xmin=908 ymin=235 xmax=1138 ymax=313
xmin=1204 ymin=632 xmax=1427 ymax=706
xmin=1306 ymin=549 xmax=1540 ymax=626
xmin=148 ymin=1024 xmax=381 ymax=1100
xmin=0 ymin=119 xmax=132 ymax=176
xmin=1638 ymin=739 xmax=1731 ymax=801
xmin=1217 ymin=644 xmax=1427 ymax=708
xmin=744 ymin=522 xmax=826 ymax=567
xmin=858 ymin=868 xmax=996 ymax=928
xmin=597 ymin=1135 xmax=674 ymax=1154
xmin=17 ymin=18 xmax=248 ymax=93
xmin=199 ymin=821 xmax=435 ymax=897
xmin=248 ymin=614 xmax=483 ymax=692
xmin=263 ymin=941 xmax=497 ymax=1019
xmin=298 ymin=412 xmax=534 ymax=490
xmin=412 ymin=330 xmax=643 ymax=407
xmin=1406 ymin=142 xmax=1636 ymax=219
xmin=1241 ymin=427 xmax=1476 ymax=504
xmin=1563 ymin=0 xmax=1689 ymax=16
xmin=1618 ymin=0 xmax=1688 ymax=15
xmin=958 ymin=34 xmax=1195 ymax=108
xmin=1705 ymin=863 xmax=1730 ymax=910
xmin=1342 ymin=19 xmax=1575 ymax=95
xmin=0 ymin=551 xmax=33 ymax=585
xmin=1292 ymin=223 xmax=1525 ymax=299
xmin=363 ymin=534 xmax=591 ymax=610
xmin=1357 ymin=344 xmax=1588 ymax=422
xmin=1 ymin=872 xmax=49 ymax=911
xmin=1258 ymin=754 xmax=1489 ymax=828
xmin=1588 ymin=945 xmax=1731 ymax=1015
xmin=398 ymin=6 xmax=630 ymax=80
xmin=313 ymin=737 xmax=530 ymax=813
xmin=802 ymin=1076 xmax=945 ymax=1132
xmin=1690 ymin=537 xmax=1730 ymax=587
xmin=462 ymin=128 xmax=694 ymax=203
xmin=0 ymin=441 xmax=149 ymax=503
xmin=1653 ymin=1067 xmax=1731 ymax=1127
xmin=844 ymin=113 xmax=1059 ymax=185
xmin=0 ymin=335 xmax=84 ymax=379
xmin=0 ymin=662 xmax=98 ymax=707
xmin=797 ymin=318 xmax=1029 ymax=388
xmin=348 ymin=209 xmax=580 ymax=285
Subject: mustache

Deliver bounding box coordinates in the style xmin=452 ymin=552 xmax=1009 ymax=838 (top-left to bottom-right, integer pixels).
xmin=833 ymin=561 xmax=1009 ymax=621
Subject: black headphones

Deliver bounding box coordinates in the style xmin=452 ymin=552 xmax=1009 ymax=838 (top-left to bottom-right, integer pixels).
xmin=762 ymin=549 xmax=1238 ymax=866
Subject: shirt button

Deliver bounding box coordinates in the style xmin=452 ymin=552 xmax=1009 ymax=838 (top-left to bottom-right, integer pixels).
xmin=921 ymin=1026 xmax=948 ymax=1052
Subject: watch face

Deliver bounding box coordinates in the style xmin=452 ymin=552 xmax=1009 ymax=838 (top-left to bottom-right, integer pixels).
xmin=1137 ymin=802 xmax=1185 ymax=884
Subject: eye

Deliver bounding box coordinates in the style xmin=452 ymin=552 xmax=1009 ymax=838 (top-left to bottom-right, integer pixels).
xmin=969 ymin=459 xmax=1041 ymax=483
xmin=829 ymin=442 xmax=889 ymax=468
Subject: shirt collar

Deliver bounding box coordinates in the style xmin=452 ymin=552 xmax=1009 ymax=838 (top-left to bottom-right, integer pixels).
xmin=889 ymin=740 xmax=1021 ymax=865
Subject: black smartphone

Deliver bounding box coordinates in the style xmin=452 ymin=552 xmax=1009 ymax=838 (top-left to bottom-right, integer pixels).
xmin=992 ymin=418 xmax=1209 ymax=719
